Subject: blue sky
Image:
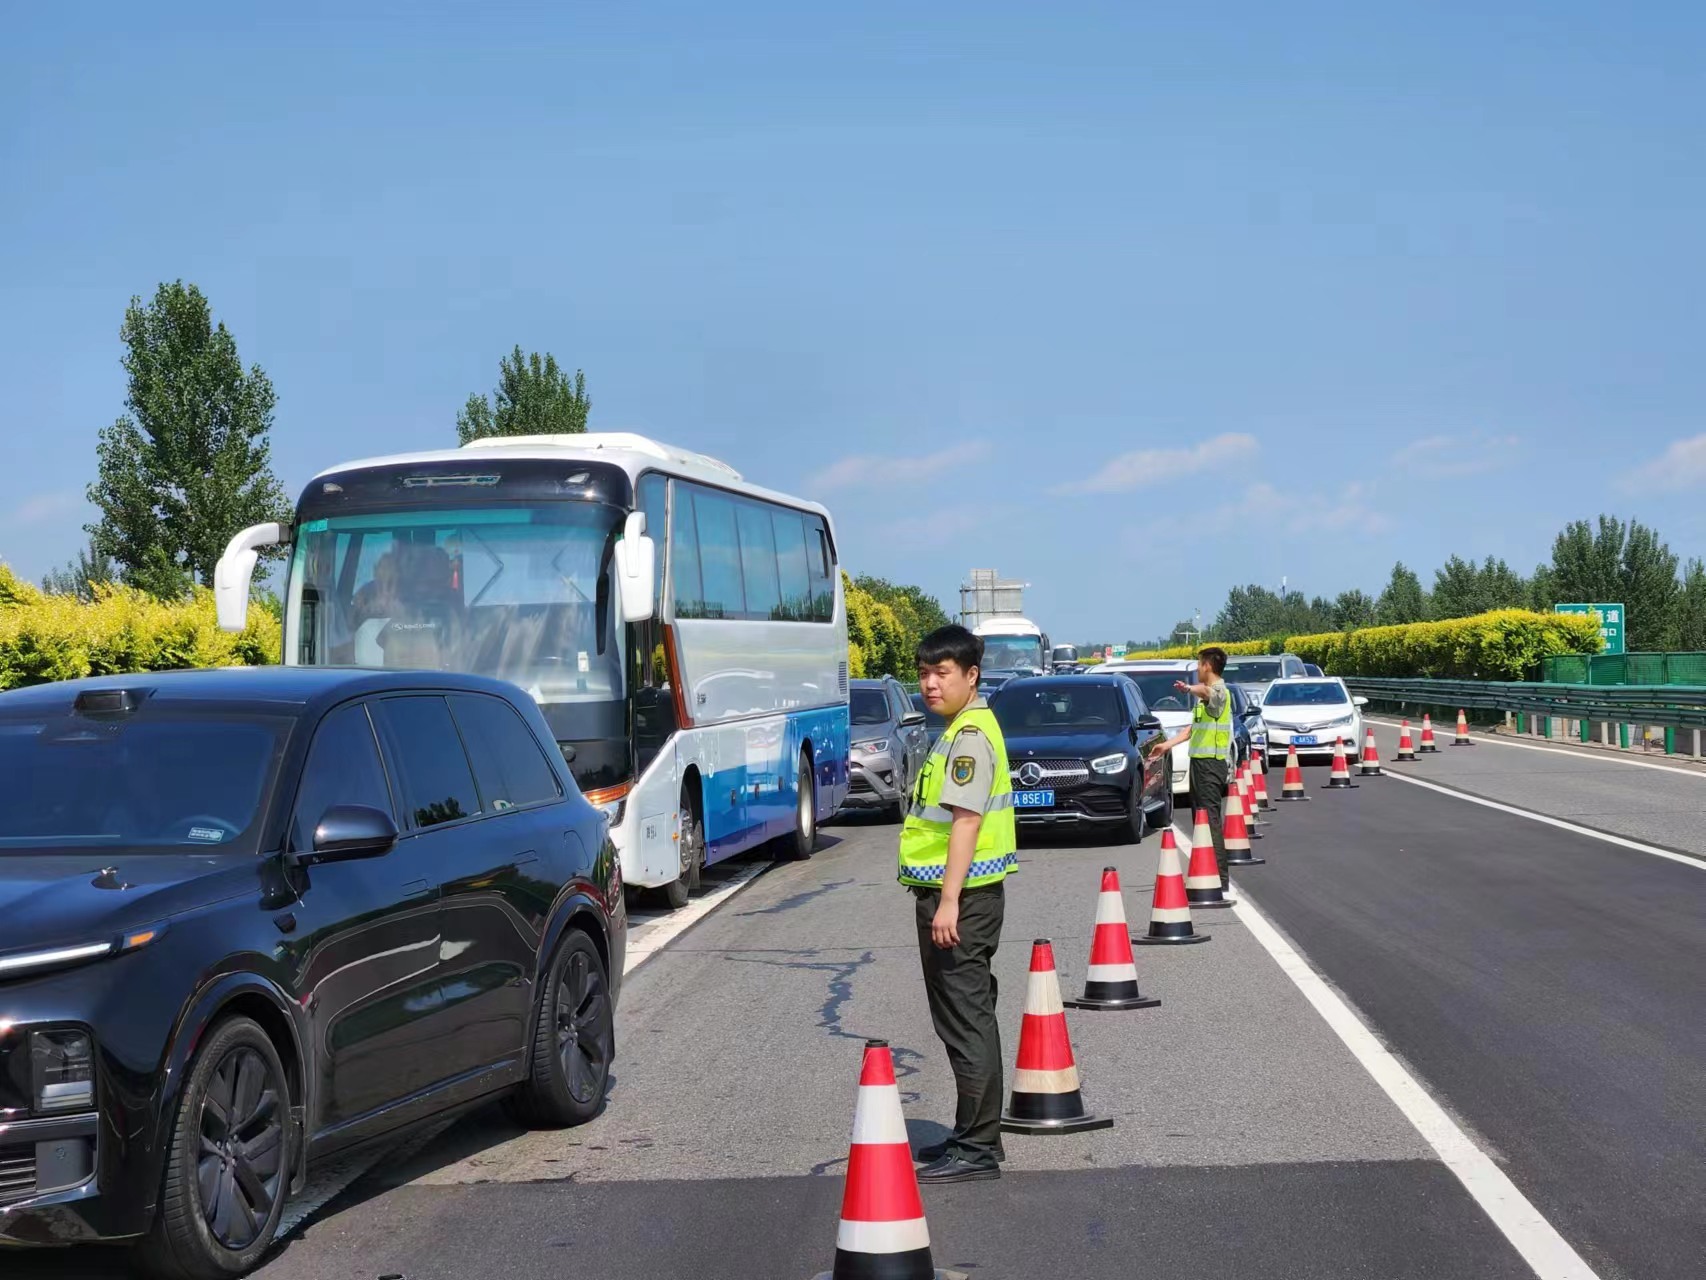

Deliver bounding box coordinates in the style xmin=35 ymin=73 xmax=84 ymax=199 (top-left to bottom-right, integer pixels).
xmin=3 ymin=1 xmax=1704 ymax=641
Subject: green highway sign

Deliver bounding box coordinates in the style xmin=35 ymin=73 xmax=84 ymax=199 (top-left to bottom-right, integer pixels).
xmin=1555 ymin=602 xmax=1625 ymax=656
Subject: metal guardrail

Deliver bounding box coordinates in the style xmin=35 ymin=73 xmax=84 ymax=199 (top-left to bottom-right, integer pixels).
xmin=1343 ymin=677 xmax=1706 ymax=754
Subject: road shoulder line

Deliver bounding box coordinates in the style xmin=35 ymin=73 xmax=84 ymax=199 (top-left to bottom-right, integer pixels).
xmin=1227 ymin=883 xmax=1603 ymax=1280
xmin=1376 ymin=770 xmax=1706 ymax=872
xmin=623 ymin=860 xmax=773 ymax=975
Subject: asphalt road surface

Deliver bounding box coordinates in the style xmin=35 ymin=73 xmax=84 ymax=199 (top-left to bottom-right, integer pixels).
xmin=21 ymin=753 xmax=1702 ymax=1279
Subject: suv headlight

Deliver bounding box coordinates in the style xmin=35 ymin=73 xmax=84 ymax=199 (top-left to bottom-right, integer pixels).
xmin=855 ymin=739 xmax=890 ymax=756
xmin=1090 ymin=753 xmax=1129 ymax=775
xmin=32 ymin=1029 xmax=94 ymax=1114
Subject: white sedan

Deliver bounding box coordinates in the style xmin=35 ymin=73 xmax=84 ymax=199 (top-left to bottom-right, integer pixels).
xmin=1260 ymin=678 xmax=1368 ymax=763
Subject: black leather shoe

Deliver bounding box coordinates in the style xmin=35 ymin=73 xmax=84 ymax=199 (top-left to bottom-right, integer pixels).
xmin=915 ymin=1154 xmax=1000 ymax=1184
xmin=916 ymin=1141 xmax=1007 ymax=1163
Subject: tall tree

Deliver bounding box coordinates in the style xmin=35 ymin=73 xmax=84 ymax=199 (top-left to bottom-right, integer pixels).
xmin=86 ymin=282 xmax=291 ymax=598
xmin=41 ymin=541 xmax=117 ymax=602
xmin=1375 ymin=562 xmax=1429 ymax=625
xmin=457 ymin=346 xmax=591 ymax=444
xmin=1547 ymin=515 xmax=1680 ymax=650
xmin=1676 ymin=559 xmax=1706 ymax=651
xmin=1332 ymin=589 xmax=1377 ymax=631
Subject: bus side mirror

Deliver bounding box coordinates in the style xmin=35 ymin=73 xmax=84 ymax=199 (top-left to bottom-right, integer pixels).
xmin=215 ymin=522 xmax=289 ymax=632
xmin=615 ymin=510 xmax=656 ymax=623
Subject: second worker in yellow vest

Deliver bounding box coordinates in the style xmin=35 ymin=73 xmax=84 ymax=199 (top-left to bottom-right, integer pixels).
xmin=1151 ymin=646 xmax=1235 ymax=894
xmin=901 ymin=624 xmax=1015 ymax=1184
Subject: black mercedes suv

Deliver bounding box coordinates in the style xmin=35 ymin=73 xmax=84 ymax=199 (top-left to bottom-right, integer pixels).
xmin=0 ymin=668 xmax=624 ymax=1277
xmin=989 ymin=674 xmax=1172 ymax=843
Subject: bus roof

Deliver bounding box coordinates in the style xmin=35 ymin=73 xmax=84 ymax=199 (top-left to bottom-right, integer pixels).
xmin=973 ymin=617 xmax=1043 ymax=636
xmin=307 ymin=432 xmax=832 ymax=521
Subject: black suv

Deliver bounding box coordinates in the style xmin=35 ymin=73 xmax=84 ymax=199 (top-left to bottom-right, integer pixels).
xmin=0 ymin=668 xmax=624 ymax=1277
xmin=990 ymin=675 xmax=1172 ymax=843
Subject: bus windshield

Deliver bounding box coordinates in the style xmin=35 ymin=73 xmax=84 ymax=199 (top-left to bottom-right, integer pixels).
xmin=980 ymin=634 xmax=1044 ymax=672
xmin=286 ymin=503 xmax=628 ymax=789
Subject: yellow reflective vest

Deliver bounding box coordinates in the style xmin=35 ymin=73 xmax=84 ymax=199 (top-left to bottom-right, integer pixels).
xmin=1189 ymin=680 xmax=1233 ymax=760
xmin=898 ymin=702 xmax=1017 ymax=889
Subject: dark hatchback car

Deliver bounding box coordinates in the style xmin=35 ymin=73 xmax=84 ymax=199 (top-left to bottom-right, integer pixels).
xmin=990 ymin=675 xmax=1172 ymax=843
xmin=0 ymin=668 xmax=624 ymax=1278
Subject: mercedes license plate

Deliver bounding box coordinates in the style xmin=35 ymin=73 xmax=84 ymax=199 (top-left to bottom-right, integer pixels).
xmin=1292 ymin=734 xmax=1318 ymax=746
xmin=1014 ymin=790 xmax=1055 ymax=809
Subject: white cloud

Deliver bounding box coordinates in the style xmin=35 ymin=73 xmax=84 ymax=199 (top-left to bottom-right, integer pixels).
xmin=1048 ymin=433 xmax=1259 ymax=497
xmin=1618 ymin=434 xmax=1706 ymax=494
xmin=806 ymin=442 xmax=989 ymax=492
xmin=892 ymin=503 xmax=990 ymax=543
xmin=2 ymin=491 xmax=80 ymax=526
xmin=1390 ymin=433 xmax=1521 ymax=478
xmin=1206 ymin=480 xmax=1389 ymax=537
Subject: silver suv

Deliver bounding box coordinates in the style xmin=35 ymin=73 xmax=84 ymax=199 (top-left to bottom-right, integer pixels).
xmin=845 ymin=677 xmax=929 ymax=821
xmin=1222 ymin=652 xmax=1310 ymax=699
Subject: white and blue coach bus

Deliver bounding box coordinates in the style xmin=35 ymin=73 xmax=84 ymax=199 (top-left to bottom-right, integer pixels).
xmin=214 ymin=432 xmax=850 ymax=906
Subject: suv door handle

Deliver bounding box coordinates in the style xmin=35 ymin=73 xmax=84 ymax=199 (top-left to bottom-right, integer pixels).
xmin=401 ymin=879 xmax=431 ymax=899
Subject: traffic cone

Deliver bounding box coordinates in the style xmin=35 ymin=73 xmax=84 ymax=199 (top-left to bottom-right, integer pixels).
xmin=1223 ymin=787 xmax=1265 ymax=865
xmin=1001 ymin=940 xmax=1115 ymax=1135
xmin=1184 ymin=811 xmax=1233 ymax=909
xmin=1358 ymin=728 xmax=1383 ymax=776
xmin=1455 ymin=710 xmax=1473 ymax=745
xmin=1065 ymin=867 xmax=1165 ymax=1004
xmin=1133 ymin=833 xmax=1210 ymax=945
xmin=1396 ymin=720 xmax=1417 ymax=761
xmin=813 ymin=1041 xmax=950 ymax=1280
xmin=1324 ymin=738 xmax=1357 ymax=789
xmin=1277 ymin=743 xmax=1311 ymax=801
xmin=1251 ymin=752 xmax=1275 ymax=810
xmin=1238 ymin=764 xmax=1266 ymax=834
xmin=1419 ymin=713 xmax=1439 ymax=753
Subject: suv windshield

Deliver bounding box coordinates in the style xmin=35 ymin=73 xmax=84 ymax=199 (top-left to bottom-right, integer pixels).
xmin=1225 ymin=659 xmax=1283 ymax=682
xmin=1262 ymin=681 xmax=1348 ymax=707
xmin=0 ymin=710 xmax=286 ymax=853
xmin=850 ymin=687 xmax=891 ymax=726
xmin=1115 ymin=670 xmax=1194 ymax=713
xmin=992 ymin=684 xmax=1125 ymax=732
xmin=286 ymin=503 xmax=628 ymax=789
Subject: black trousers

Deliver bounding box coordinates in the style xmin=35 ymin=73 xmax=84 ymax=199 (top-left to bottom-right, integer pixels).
xmin=1190 ymin=757 xmax=1231 ymax=888
xmin=913 ymin=882 xmax=1005 ymax=1166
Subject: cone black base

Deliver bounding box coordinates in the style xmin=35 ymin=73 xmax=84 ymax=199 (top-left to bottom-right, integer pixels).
xmin=1226 ymin=853 xmax=1265 ymax=865
xmin=1323 ymin=780 xmax=1358 ymax=789
xmin=816 ymin=1258 xmax=966 ymax=1280
xmin=1396 ymin=754 xmax=1416 ymax=762
xmin=1186 ymin=896 xmax=1236 ymax=909
xmin=1418 ymin=745 xmax=1438 ymax=753
xmin=1133 ymin=931 xmax=1210 ymax=945
xmin=1278 ymin=793 xmax=1311 ymax=801
xmin=1001 ymin=1106 xmax=1114 ymax=1135
xmin=1064 ymin=991 xmax=1162 ymax=1010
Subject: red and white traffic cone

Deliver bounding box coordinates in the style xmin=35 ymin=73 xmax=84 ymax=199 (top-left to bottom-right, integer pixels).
xmin=1133 ymin=831 xmax=1210 ymax=945
xmin=1001 ymin=940 xmax=1115 ymax=1135
xmin=1184 ymin=811 xmax=1233 ymax=908
xmin=1223 ymin=786 xmax=1264 ymax=865
xmin=1396 ymin=720 xmax=1417 ymax=761
xmin=1324 ymin=738 xmax=1357 ymax=789
xmin=813 ymin=1041 xmax=948 ymax=1280
xmin=1358 ymin=727 xmax=1383 ymax=776
xmin=1277 ymin=743 xmax=1310 ymax=801
xmin=1419 ymin=713 xmax=1439 ymax=753
xmin=1455 ymin=710 xmax=1473 ymax=745
xmin=1250 ymin=752 xmax=1275 ymax=810
xmin=1066 ymin=868 xmax=1164 ymax=1005
xmin=1238 ymin=763 xmax=1266 ymax=833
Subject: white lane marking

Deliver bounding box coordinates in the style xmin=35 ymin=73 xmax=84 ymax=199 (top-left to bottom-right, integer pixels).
xmin=623 ymin=859 xmax=772 ymax=975
xmin=1365 ymin=715 xmax=1706 ymax=781
xmin=1379 ymin=771 xmax=1706 ymax=872
xmin=1224 ymin=874 xmax=1603 ymax=1279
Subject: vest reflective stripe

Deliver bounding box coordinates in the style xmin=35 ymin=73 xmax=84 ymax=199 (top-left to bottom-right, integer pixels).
xmin=1189 ymin=684 xmax=1232 ymax=759
xmin=898 ymin=703 xmax=1016 ymax=889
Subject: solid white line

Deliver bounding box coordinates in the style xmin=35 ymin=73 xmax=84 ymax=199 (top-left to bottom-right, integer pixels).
xmin=623 ymin=859 xmax=772 ymax=975
xmin=1365 ymin=715 xmax=1706 ymax=781
xmin=1380 ymin=771 xmax=1706 ymax=872
xmin=1232 ymin=890 xmax=1603 ymax=1280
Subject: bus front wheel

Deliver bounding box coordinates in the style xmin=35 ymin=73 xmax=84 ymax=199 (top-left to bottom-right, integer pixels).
xmin=661 ymin=783 xmax=704 ymax=909
xmin=782 ymin=750 xmax=817 ymax=861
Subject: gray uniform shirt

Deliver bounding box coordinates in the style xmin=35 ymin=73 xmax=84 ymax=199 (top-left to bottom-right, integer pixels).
xmin=937 ymin=698 xmax=998 ymax=815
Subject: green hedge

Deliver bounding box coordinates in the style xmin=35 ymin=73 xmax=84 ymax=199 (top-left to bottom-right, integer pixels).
xmin=1090 ymin=610 xmax=1600 ymax=680
xmin=0 ymin=563 xmax=281 ymax=690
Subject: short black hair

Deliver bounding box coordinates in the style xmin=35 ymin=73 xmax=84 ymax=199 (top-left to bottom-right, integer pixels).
xmin=916 ymin=624 xmax=983 ymax=673
xmin=1198 ymin=646 xmax=1227 ymax=675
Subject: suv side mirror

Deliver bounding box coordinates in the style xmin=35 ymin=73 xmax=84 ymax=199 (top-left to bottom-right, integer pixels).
xmin=614 ymin=510 xmax=657 ymax=623
xmin=901 ymin=710 xmax=926 ymax=726
xmin=304 ymin=805 xmax=398 ymax=864
xmin=1241 ymin=707 xmax=1262 ymax=720
xmin=1137 ymin=713 xmax=1163 ymax=731
xmin=1352 ymin=695 xmax=1369 ymax=707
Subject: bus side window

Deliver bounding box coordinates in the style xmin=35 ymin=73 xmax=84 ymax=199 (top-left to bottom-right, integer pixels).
xmin=670 ymin=484 xmax=704 ymax=618
xmin=806 ymin=516 xmax=834 ymax=622
xmin=634 ymin=474 xmax=678 ymax=771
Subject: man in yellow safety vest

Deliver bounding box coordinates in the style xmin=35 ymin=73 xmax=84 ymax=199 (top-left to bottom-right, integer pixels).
xmin=1152 ymin=646 xmax=1235 ymax=894
xmin=900 ymin=625 xmax=1016 ymax=1184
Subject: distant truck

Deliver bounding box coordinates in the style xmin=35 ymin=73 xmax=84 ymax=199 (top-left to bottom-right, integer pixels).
xmin=972 ymin=615 xmax=1050 ymax=678
xmin=1049 ymin=643 xmax=1080 ymax=672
